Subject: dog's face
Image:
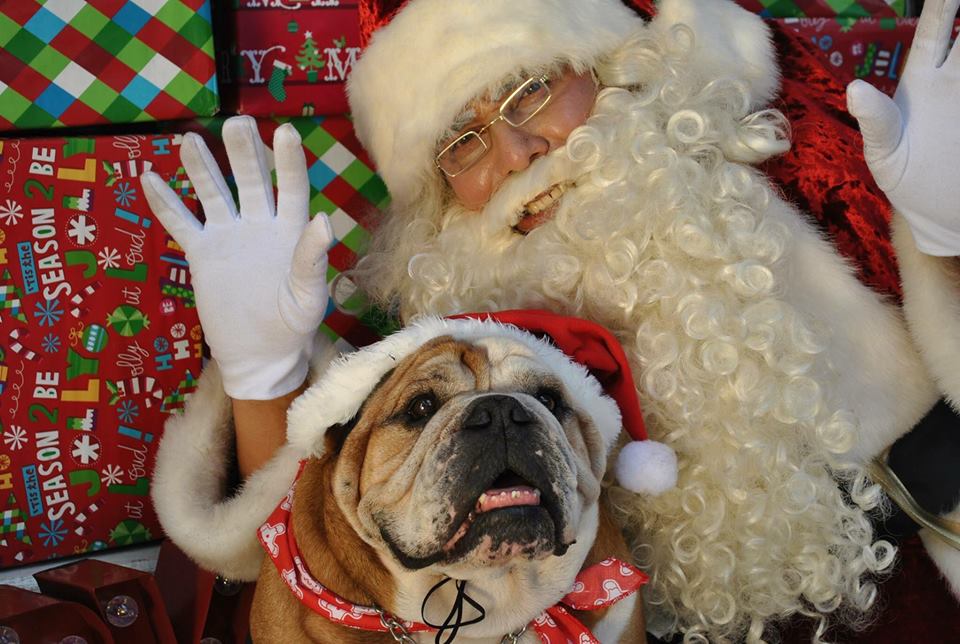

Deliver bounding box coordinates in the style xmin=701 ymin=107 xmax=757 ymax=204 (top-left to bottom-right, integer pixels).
xmin=327 ymin=335 xmax=610 ymax=574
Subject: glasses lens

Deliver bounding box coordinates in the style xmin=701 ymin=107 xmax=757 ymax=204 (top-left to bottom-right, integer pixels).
xmin=437 ymin=131 xmax=487 ymax=176
xmin=503 ymin=77 xmax=551 ymax=126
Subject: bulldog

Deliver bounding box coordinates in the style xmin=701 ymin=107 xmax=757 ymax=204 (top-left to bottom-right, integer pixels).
xmin=248 ymin=314 xmax=668 ymax=643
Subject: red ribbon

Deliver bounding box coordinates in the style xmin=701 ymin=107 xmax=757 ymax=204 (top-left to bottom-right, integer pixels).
xmin=259 ymin=462 xmax=649 ymax=642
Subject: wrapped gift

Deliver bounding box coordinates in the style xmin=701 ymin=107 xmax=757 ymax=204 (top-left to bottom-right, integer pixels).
xmin=735 ymin=0 xmax=909 ymax=17
xmin=176 ymin=116 xmax=394 ymax=351
xmin=219 ymin=1 xmax=361 ymax=117
xmin=0 ymin=1 xmax=218 ymax=131
xmin=0 ymin=134 xmax=202 ymax=568
xmin=782 ymin=17 xmax=960 ymax=95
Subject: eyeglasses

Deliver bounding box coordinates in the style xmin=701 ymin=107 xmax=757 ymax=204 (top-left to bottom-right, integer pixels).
xmin=435 ymin=75 xmax=553 ymax=178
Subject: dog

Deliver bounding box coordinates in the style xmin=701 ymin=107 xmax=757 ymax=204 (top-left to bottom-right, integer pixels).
xmin=248 ymin=316 xmax=654 ymax=643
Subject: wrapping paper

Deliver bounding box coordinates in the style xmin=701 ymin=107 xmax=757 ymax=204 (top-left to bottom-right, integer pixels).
xmin=735 ymin=0 xmax=909 ymax=17
xmin=0 ymin=0 xmax=218 ymax=131
xmin=782 ymin=17 xmax=960 ymax=95
xmin=220 ymin=1 xmax=361 ymax=117
xmin=0 ymin=133 xmax=201 ymax=567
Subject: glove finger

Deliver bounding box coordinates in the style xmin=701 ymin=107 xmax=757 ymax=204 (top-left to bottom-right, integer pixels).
xmin=180 ymin=132 xmax=238 ymax=225
xmin=274 ymin=123 xmax=310 ymax=227
xmin=846 ymin=79 xmax=904 ymax=166
xmin=223 ymin=116 xmax=276 ymax=221
xmin=290 ymin=214 xmax=334 ymax=285
xmin=945 ymin=13 xmax=960 ymax=71
xmin=910 ymin=0 xmax=960 ymax=69
xmin=141 ymin=171 xmax=203 ymax=251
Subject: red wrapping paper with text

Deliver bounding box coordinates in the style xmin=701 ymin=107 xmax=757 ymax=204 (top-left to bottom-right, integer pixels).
xmin=781 ymin=17 xmax=960 ymax=96
xmin=221 ymin=1 xmax=361 ymax=117
xmin=0 ymin=134 xmax=201 ymax=568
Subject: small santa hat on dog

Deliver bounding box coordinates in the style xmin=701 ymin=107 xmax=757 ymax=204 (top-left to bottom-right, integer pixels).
xmin=287 ymin=310 xmax=677 ymax=495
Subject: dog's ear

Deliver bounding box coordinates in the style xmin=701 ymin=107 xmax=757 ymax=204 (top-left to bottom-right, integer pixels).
xmin=320 ymin=366 xmax=397 ymax=455
xmin=324 ymin=418 xmax=356 ymax=454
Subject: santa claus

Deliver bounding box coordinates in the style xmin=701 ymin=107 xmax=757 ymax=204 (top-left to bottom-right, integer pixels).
xmin=142 ymin=0 xmax=960 ymax=642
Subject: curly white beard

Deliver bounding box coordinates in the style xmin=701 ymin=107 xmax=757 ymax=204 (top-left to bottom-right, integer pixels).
xmin=352 ymin=30 xmax=895 ymax=644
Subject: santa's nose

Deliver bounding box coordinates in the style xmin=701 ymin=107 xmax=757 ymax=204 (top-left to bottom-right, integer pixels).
xmin=490 ymin=120 xmax=548 ymax=174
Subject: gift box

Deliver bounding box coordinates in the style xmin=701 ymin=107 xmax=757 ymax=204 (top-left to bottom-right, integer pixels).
xmin=0 ymin=1 xmax=218 ymax=131
xmin=0 ymin=133 xmax=202 ymax=568
xmin=219 ymin=1 xmax=361 ymax=117
xmin=782 ymin=17 xmax=960 ymax=95
xmin=735 ymin=0 xmax=909 ymax=17
xmin=176 ymin=116 xmax=395 ymax=352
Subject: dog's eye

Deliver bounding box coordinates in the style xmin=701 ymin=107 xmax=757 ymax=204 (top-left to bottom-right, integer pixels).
xmin=406 ymin=393 xmax=438 ymax=422
xmin=535 ymin=388 xmax=562 ymax=413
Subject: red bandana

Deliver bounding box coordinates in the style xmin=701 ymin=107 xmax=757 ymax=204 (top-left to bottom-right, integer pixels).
xmin=259 ymin=462 xmax=649 ymax=643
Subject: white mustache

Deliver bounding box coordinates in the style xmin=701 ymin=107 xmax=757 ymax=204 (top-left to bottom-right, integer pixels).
xmin=474 ymin=143 xmax=583 ymax=235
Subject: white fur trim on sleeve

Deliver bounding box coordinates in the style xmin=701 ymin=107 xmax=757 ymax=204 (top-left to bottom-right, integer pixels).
xmin=891 ymin=212 xmax=960 ymax=410
xmin=151 ymin=362 xmax=301 ymax=580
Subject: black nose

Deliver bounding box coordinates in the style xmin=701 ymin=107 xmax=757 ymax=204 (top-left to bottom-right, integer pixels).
xmin=463 ymin=395 xmax=534 ymax=431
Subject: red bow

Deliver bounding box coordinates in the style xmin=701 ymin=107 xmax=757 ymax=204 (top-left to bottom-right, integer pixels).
xmin=260 ymin=463 xmax=648 ymax=643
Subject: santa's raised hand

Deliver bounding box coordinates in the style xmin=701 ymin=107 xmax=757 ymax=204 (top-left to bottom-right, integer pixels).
xmin=142 ymin=116 xmax=333 ymax=399
xmin=847 ymin=0 xmax=960 ymax=256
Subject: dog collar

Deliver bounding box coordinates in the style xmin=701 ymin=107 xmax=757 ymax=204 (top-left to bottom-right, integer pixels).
xmin=259 ymin=462 xmax=649 ymax=643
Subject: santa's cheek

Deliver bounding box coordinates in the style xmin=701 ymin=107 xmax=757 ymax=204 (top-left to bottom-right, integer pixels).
xmin=448 ymin=164 xmax=497 ymax=211
xmin=539 ymin=74 xmax=599 ymax=148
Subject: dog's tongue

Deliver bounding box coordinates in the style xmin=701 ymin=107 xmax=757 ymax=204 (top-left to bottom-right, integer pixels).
xmin=476 ymin=486 xmax=541 ymax=513
xmin=442 ymin=486 xmax=542 ymax=552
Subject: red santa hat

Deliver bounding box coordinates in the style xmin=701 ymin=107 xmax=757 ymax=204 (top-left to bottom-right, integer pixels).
xmin=347 ymin=0 xmax=778 ymax=210
xmin=287 ymin=310 xmax=677 ymax=495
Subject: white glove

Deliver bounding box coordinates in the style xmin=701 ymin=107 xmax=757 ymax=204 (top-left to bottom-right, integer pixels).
xmin=846 ymin=0 xmax=960 ymax=256
xmin=142 ymin=116 xmax=333 ymax=400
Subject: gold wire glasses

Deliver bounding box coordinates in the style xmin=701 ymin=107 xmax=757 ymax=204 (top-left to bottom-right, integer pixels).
xmin=435 ymin=75 xmax=552 ymax=178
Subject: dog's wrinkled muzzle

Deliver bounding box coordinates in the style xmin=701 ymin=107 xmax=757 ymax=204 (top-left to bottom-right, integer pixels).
xmin=382 ymin=393 xmax=580 ymax=569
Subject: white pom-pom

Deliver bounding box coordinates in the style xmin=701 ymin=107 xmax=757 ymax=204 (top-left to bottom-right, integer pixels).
xmin=616 ymin=440 xmax=678 ymax=495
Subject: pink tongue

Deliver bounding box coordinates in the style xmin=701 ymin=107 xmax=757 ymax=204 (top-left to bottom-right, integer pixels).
xmin=476 ymin=486 xmax=541 ymax=513
xmin=442 ymin=486 xmax=543 ymax=551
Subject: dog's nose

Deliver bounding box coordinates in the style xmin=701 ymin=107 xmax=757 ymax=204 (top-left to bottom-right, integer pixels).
xmin=463 ymin=395 xmax=534 ymax=431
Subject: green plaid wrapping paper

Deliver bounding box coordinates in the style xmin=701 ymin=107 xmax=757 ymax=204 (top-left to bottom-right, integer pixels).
xmin=735 ymin=0 xmax=908 ymax=17
xmin=177 ymin=116 xmax=398 ymax=352
xmin=0 ymin=0 xmax=218 ymax=131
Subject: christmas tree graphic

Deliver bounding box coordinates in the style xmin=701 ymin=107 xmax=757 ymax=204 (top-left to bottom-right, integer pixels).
xmin=1 ymin=492 xmax=32 ymax=546
xmin=296 ymin=31 xmax=324 ymax=83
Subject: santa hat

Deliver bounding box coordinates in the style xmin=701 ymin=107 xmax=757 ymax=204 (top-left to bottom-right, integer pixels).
xmin=347 ymin=0 xmax=648 ymax=209
xmin=347 ymin=0 xmax=778 ymax=209
xmin=287 ymin=310 xmax=677 ymax=495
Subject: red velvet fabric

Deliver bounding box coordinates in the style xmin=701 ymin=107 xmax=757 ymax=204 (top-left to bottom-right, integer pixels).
xmin=357 ymin=0 xmax=411 ymax=47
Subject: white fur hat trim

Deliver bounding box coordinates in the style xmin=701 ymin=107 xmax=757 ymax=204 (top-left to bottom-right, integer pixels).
xmin=287 ymin=316 xmax=622 ymax=456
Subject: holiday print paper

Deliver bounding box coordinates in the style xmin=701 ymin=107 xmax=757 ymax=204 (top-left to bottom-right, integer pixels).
xmin=783 ymin=17 xmax=960 ymax=96
xmin=0 ymin=134 xmax=201 ymax=568
xmin=0 ymin=0 xmax=218 ymax=131
xmin=220 ymin=1 xmax=361 ymax=117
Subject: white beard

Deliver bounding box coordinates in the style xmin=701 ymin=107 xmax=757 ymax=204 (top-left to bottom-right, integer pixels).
xmin=383 ymin=77 xmax=908 ymax=642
